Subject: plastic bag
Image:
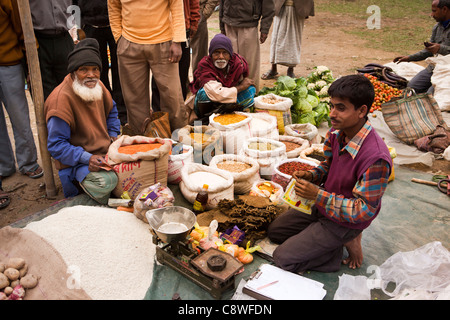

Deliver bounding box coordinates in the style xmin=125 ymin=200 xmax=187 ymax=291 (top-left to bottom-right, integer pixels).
xmin=133 ymin=183 xmax=175 ymax=222
xmin=334 ymin=274 xmax=371 ymax=300
xmin=378 ymin=241 xmax=450 ymax=298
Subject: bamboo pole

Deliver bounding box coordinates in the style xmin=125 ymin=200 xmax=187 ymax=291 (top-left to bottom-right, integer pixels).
xmin=16 ymin=0 xmax=57 ymax=198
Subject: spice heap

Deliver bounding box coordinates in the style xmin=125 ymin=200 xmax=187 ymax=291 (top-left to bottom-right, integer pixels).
xmin=118 ymin=143 xmax=164 ymax=154
xmin=217 ymin=160 xmax=252 ymax=173
xmin=213 ymin=113 xmax=248 ymax=125
xmin=278 ymin=161 xmax=315 ymax=177
xmin=248 ymin=141 xmax=277 ymax=151
xmin=281 ymin=141 xmax=301 ymax=152
xmin=189 ymin=132 xmax=211 ymax=144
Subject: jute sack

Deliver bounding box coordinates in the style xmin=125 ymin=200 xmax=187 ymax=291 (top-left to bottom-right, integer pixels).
xmin=209 ymin=154 xmax=260 ymax=194
xmin=179 ymin=163 xmax=234 ymax=209
xmin=177 ymin=125 xmax=223 ymax=164
xmin=107 ymin=135 xmax=171 ymax=199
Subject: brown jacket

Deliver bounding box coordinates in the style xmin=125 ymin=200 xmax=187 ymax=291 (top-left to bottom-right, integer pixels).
xmin=45 ymin=74 xmax=114 ymax=169
xmin=274 ymin=0 xmax=315 ymax=18
xmin=0 ymin=0 xmax=24 ymax=66
xmin=184 ymin=0 xmax=201 ymax=33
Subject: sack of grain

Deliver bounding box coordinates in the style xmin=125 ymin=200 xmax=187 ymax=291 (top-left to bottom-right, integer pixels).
xmin=285 ymin=123 xmax=320 ymax=143
xmin=271 ymin=158 xmax=318 ymax=190
xmin=209 ymin=112 xmax=252 ymax=155
xmin=167 ymin=144 xmax=194 ymax=184
xmin=240 ymin=137 xmax=287 ymax=179
xmin=107 ymin=135 xmax=171 ymax=199
xmin=254 ymin=93 xmax=293 ymax=134
xmin=278 ymin=135 xmax=309 ymax=158
xmin=179 ymin=163 xmax=234 ymax=209
xmin=209 ymin=154 xmax=260 ymax=194
xmin=299 ymin=144 xmax=325 ymax=165
xmin=243 ymin=112 xmax=279 ymax=140
xmin=177 ymin=125 xmax=223 ymax=165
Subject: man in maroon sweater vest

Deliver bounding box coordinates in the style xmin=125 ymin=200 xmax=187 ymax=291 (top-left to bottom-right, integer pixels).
xmin=268 ymin=74 xmax=392 ymax=273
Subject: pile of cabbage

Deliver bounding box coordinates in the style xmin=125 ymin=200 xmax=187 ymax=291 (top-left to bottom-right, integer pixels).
xmin=257 ymin=66 xmax=334 ymax=127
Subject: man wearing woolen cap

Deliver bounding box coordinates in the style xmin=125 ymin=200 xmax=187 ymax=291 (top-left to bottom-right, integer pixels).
xmin=44 ymin=38 xmax=121 ymax=204
xmin=188 ymin=33 xmax=256 ymax=120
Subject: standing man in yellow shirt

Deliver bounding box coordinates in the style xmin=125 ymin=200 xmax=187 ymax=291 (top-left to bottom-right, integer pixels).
xmin=108 ymin=0 xmax=188 ymax=134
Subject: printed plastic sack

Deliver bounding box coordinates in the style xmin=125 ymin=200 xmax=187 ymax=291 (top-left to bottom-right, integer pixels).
xmin=254 ymin=93 xmax=292 ymax=134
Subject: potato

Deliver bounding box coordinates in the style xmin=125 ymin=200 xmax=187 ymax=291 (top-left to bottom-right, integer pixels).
xmin=20 ymin=274 xmax=39 ymax=289
xmin=0 ymin=263 xmax=5 ymax=273
xmin=0 ymin=292 xmax=7 ymax=300
xmin=6 ymin=257 xmax=26 ymax=270
xmin=0 ymin=273 xmax=9 ymax=289
xmin=19 ymin=264 xmax=28 ymax=278
xmin=4 ymin=268 xmax=20 ymax=281
xmin=10 ymin=280 xmax=20 ymax=288
xmin=4 ymin=286 xmax=13 ymax=295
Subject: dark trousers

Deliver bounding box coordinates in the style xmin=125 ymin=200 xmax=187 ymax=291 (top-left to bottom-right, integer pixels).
xmin=407 ymin=68 xmax=434 ymax=94
xmin=83 ymin=24 xmax=127 ymax=125
xmin=151 ymin=40 xmax=190 ymax=112
xmin=268 ymin=206 xmax=362 ymax=273
xmin=35 ymin=31 xmax=74 ymax=101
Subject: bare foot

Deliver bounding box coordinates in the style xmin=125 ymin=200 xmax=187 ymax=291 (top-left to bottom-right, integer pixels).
xmin=343 ymin=233 xmax=363 ymax=269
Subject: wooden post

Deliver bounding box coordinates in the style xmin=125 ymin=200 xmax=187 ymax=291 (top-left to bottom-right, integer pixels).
xmin=16 ymin=0 xmax=57 ymax=198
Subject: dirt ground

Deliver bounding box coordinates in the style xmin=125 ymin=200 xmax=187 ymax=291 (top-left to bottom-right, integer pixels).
xmin=0 ymin=10 xmax=448 ymax=227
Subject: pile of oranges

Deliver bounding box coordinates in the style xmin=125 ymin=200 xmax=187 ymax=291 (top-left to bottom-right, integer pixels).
xmin=363 ymin=73 xmax=403 ymax=113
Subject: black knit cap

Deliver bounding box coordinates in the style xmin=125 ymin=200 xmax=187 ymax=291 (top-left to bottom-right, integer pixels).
xmin=67 ymin=38 xmax=102 ymax=73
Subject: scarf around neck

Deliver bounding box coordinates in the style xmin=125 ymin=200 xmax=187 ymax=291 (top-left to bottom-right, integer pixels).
xmin=189 ymin=53 xmax=249 ymax=94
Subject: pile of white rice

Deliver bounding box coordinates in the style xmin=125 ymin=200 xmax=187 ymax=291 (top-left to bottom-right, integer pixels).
xmin=25 ymin=205 xmax=156 ymax=300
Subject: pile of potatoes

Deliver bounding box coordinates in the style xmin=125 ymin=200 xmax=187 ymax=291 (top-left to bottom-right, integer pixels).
xmin=0 ymin=257 xmax=39 ymax=300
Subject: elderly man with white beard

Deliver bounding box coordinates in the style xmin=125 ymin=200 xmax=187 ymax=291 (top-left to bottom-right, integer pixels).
xmin=45 ymin=38 xmax=120 ymax=204
xmin=189 ymin=34 xmax=255 ymax=120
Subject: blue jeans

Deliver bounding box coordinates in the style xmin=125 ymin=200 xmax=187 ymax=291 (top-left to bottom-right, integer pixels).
xmin=0 ymin=64 xmax=39 ymax=176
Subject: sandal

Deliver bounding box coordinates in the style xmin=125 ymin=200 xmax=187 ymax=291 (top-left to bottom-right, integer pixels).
xmin=261 ymin=70 xmax=279 ymax=80
xmin=24 ymin=166 xmax=44 ymax=179
xmin=0 ymin=189 xmax=10 ymax=210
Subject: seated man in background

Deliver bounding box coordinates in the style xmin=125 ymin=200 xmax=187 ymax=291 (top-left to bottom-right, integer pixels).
xmin=189 ymin=33 xmax=255 ymax=120
xmin=393 ymin=0 xmax=450 ymax=93
xmin=45 ymin=38 xmax=121 ymax=204
xmin=268 ymin=74 xmax=392 ymax=273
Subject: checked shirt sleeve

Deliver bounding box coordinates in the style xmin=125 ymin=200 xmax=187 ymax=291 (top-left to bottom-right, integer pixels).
xmin=315 ymin=159 xmax=391 ymax=224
